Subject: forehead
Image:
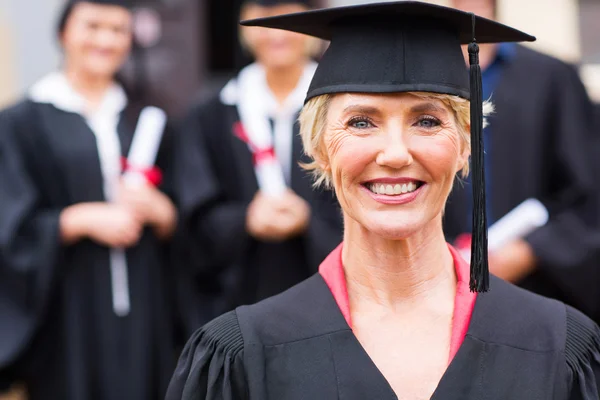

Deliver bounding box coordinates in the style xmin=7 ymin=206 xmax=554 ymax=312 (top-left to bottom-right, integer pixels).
xmin=242 ymin=3 xmax=309 ymax=19
xmin=328 ymin=92 xmax=450 ymax=113
xmin=69 ymin=2 xmax=131 ymax=23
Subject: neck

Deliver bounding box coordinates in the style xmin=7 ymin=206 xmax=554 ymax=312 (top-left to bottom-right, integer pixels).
xmin=462 ymin=43 xmax=499 ymax=71
xmin=264 ymin=62 xmax=307 ymax=105
xmin=64 ymin=64 xmax=114 ymax=110
xmin=342 ymin=216 xmax=456 ymax=311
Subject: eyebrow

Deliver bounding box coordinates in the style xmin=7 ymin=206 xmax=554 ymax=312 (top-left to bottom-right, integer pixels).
xmin=341 ymin=105 xmax=382 ymax=116
xmin=410 ymin=102 xmax=448 ymax=115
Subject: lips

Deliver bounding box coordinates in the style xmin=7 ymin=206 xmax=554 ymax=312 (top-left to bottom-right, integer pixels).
xmin=362 ymin=179 xmax=424 ymax=197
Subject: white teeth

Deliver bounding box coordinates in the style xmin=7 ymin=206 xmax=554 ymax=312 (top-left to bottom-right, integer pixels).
xmin=369 ymin=181 xmax=420 ymax=195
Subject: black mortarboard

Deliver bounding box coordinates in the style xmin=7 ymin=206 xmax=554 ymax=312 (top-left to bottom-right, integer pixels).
xmin=242 ymin=1 xmax=536 ymax=292
xmin=58 ymin=0 xmax=131 ymax=34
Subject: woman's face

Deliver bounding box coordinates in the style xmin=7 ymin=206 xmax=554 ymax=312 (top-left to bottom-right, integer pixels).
xmin=240 ymin=3 xmax=312 ymax=70
xmin=61 ymin=2 xmax=132 ymax=79
xmin=322 ymin=93 xmax=469 ymax=239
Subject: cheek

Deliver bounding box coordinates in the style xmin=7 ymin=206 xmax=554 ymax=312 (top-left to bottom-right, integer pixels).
xmin=113 ymin=37 xmax=132 ymax=58
xmin=63 ymin=35 xmax=89 ymax=59
xmin=326 ymin=132 xmax=376 ymax=188
xmin=288 ymin=34 xmax=308 ymax=52
xmin=412 ymin=134 xmax=462 ymax=182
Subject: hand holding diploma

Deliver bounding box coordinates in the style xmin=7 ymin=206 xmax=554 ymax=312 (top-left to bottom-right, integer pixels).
xmin=457 ymin=198 xmax=548 ymax=282
xmin=117 ymin=106 xmax=176 ymax=239
xmin=118 ymin=181 xmax=176 ymax=239
xmin=246 ymin=189 xmax=311 ymax=242
xmin=110 ymin=106 xmax=174 ymax=317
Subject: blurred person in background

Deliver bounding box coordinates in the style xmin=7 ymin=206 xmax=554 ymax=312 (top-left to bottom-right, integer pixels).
xmin=174 ymin=0 xmax=343 ymax=332
xmin=446 ymin=0 xmax=600 ymax=321
xmin=0 ymin=1 xmax=179 ymax=399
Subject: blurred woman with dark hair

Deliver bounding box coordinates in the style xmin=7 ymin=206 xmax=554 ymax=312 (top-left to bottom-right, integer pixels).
xmin=0 ymin=1 xmax=178 ymax=399
xmin=175 ymin=0 xmax=343 ymax=329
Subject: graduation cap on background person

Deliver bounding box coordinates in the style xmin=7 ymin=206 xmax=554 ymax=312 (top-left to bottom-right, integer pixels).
xmin=57 ymin=0 xmax=133 ymax=34
xmin=241 ymin=1 xmax=536 ymax=292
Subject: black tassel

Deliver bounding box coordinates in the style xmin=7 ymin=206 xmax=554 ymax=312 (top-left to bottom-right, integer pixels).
xmin=468 ymin=14 xmax=489 ymax=293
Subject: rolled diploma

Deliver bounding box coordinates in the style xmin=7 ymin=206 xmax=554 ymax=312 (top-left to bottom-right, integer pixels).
xmin=111 ymin=106 xmax=167 ymax=316
xmin=123 ymin=106 xmax=167 ymax=186
xmin=255 ymin=159 xmax=287 ymax=197
xmin=459 ymin=198 xmax=549 ymax=262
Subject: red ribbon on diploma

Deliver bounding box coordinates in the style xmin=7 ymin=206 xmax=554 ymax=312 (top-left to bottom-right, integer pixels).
xmin=121 ymin=157 xmax=163 ymax=186
xmin=233 ymin=122 xmax=277 ymax=165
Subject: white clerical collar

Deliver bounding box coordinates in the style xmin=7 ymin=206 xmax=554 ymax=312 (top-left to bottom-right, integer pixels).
xmin=28 ymin=72 xmax=127 ymax=118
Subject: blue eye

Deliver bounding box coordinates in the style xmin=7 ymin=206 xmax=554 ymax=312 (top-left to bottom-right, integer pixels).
xmin=417 ymin=117 xmax=441 ymax=128
xmin=349 ymin=118 xmax=373 ymax=129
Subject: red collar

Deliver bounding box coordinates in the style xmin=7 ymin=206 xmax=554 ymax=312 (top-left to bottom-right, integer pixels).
xmin=319 ymin=243 xmax=477 ymax=364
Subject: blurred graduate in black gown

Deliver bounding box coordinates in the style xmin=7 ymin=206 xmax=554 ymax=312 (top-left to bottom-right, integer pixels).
xmin=446 ymin=0 xmax=600 ymax=322
xmin=175 ymin=0 xmax=343 ymax=330
xmin=0 ymin=1 xmax=179 ymax=398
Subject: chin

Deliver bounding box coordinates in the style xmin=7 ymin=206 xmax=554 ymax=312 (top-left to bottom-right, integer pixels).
xmin=263 ymin=56 xmax=301 ymax=70
xmin=85 ymin=63 xmax=120 ymax=79
xmin=359 ymin=212 xmax=425 ymax=240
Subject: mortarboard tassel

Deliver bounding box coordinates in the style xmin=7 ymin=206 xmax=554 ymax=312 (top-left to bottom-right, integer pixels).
xmin=468 ymin=13 xmax=489 ymax=292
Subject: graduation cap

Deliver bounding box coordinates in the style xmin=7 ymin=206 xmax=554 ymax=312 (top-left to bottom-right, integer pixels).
xmin=242 ymin=1 xmax=536 ymax=292
xmin=58 ymin=0 xmax=132 ymax=34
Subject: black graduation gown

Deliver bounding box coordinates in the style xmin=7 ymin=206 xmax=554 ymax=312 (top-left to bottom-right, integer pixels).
xmin=174 ymin=95 xmax=343 ymax=325
xmin=443 ymin=45 xmax=600 ymax=321
xmin=0 ymin=99 xmax=177 ymax=400
xmin=167 ymin=274 xmax=600 ymax=399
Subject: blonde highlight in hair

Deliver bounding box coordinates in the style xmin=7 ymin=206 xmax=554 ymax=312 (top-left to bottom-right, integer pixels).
xmin=298 ymin=92 xmax=494 ymax=189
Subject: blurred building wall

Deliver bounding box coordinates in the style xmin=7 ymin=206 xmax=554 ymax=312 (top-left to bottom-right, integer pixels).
xmin=0 ymin=0 xmax=63 ymax=106
xmin=0 ymin=0 xmax=18 ymax=108
xmin=499 ymin=0 xmax=580 ymax=63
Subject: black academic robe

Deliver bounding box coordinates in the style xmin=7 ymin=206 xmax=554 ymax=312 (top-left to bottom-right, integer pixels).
xmin=444 ymin=45 xmax=600 ymax=321
xmin=167 ymin=274 xmax=600 ymax=399
xmin=174 ymin=96 xmax=343 ymax=328
xmin=0 ymin=100 xmax=177 ymax=400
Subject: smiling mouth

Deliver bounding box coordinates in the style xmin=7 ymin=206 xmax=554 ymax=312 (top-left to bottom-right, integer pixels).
xmin=364 ymin=181 xmax=424 ymax=196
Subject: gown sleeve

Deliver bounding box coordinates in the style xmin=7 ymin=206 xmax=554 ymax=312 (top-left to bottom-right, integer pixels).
xmin=174 ymin=101 xmax=250 ymax=274
xmin=565 ymin=305 xmax=600 ymax=399
xmin=0 ymin=104 xmax=64 ymax=367
xmin=166 ymin=311 xmax=247 ymax=400
xmin=523 ymin=62 xmax=600 ymax=318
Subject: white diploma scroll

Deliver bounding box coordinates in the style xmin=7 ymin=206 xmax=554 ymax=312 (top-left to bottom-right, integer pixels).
xmin=110 ymin=106 xmax=167 ymax=317
xmin=459 ymin=198 xmax=549 ymax=263
xmin=255 ymin=159 xmax=288 ymax=197
xmin=487 ymin=198 xmax=549 ymax=251
xmin=123 ymin=106 xmax=167 ymax=186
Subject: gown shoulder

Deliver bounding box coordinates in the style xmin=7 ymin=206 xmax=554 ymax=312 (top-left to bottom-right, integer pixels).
xmin=484 ymin=278 xmax=600 ymax=398
xmin=565 ymin=305 xmax=600 ymax=398
xmin=166 ymin=311 xmax=247 ymax=400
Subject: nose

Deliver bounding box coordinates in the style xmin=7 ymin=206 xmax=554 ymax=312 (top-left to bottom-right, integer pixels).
xmin=95 ymin=29 xmax=121 ymax=48
xmin=375 ymin=127 xmax=413 ymax=169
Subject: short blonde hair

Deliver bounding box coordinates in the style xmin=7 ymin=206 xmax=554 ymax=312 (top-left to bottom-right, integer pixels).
xmin=299 ymin=92 xmax=493 ymax=189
